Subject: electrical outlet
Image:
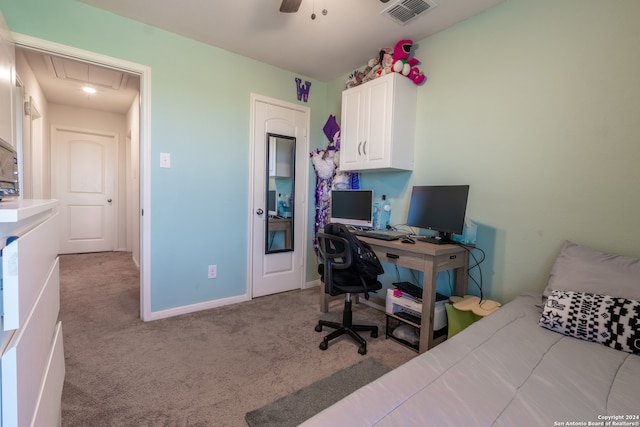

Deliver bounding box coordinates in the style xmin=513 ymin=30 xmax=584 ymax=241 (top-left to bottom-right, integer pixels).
xmin=208 ymin=264 xmax=217 ymax=279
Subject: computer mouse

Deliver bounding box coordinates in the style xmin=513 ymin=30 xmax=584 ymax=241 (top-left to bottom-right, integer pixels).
xmin=401 ymin=237 xmax=415 ymax=244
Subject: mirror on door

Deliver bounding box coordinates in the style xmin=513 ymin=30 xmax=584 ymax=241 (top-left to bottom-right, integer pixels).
xmin=265 ymin=134 xmax=295 ymax=253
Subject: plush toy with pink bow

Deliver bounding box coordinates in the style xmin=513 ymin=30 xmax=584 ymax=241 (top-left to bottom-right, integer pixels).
xmin=392 ymin=39 xmax=426 ymax=85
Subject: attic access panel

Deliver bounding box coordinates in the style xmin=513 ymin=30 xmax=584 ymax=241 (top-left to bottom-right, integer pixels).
xmin=46 ymin=55 xmax=129 ymax=90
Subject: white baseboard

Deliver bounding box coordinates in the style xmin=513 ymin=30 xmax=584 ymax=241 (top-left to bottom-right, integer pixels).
xmin=145 ymin=293 xmax=250 ymax=321
xmin=146 ymin=280 xmax=320 ymax=322
xmin=131 ymin=255 xmax=140 ymax=271
xmin=304 ymin=279 xmax=321 ymax=289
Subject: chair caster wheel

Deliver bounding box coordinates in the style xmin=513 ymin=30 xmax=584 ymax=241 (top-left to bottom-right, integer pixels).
xmin=319 ymin=341 xmax=328 ymax=351
xmin=315 ymin=324 xmax=322 ymax=332
xmin=371 ymin=330 xmax=378 ymax=338
xmin=358 ymin=345 xmax=367 ymax=355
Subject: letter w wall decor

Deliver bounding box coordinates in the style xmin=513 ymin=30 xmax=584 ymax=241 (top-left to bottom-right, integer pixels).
xmin=295 ymin=77 xmax=311 ymax=102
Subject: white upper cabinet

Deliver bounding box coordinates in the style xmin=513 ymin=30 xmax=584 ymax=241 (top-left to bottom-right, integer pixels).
xmin=339 ymin=72 xmax=417 ymax=171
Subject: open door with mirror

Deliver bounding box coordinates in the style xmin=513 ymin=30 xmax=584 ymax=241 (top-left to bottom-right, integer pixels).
xmin=265 ymin=133 xmax=295 ymax=253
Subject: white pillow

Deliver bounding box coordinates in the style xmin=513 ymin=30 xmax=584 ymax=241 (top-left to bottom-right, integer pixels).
xmin=543 ymin=241 xmax=640 ymax=301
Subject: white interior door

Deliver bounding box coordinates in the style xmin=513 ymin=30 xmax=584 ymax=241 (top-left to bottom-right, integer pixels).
xmin=52 ymin=125 xmax=116 ymax=254
xmin=251 ymin=95 xmax=309 ymax=297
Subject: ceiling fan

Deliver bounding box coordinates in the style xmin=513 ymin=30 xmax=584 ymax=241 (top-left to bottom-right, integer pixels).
xmin=279 ymin=0 xmax=302 ymax=13
xmin=280 ymin=0 xmax=390 ymax=13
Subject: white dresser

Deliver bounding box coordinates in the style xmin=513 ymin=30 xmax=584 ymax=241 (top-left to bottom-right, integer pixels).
xmin=0 ymin=200 xmax=63 ymax=427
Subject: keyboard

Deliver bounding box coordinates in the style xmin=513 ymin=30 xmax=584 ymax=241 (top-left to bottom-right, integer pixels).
xmin=353 ymin=229 xmax=410 ymax=241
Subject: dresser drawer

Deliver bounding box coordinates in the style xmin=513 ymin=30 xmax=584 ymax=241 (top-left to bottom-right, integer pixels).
xmin=2 ymin=212 xmax=59 ymax=331
xmin=2 ymin=257 xmax=60 ymax=427
xmin=31 ymin=321 xmax=65 ymax=427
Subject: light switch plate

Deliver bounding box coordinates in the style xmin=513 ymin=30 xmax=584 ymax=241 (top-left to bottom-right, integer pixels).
xmin=160 ymin=152 xmax=171 ymax=168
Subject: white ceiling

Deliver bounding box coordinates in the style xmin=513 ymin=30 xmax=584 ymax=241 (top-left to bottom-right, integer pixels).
xmin=20 ymin=0 xmax=505 ymax=114
xmin=78 ymin=0 xmax=505 ymax=82
xmin=20 ymin=49 xmax=140 ymax=114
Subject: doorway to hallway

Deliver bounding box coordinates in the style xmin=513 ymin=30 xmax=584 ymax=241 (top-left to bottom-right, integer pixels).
xmin=13 ymin=34 xmax=153 ymax=320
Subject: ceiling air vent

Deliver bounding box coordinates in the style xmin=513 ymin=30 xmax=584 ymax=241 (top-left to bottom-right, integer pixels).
xmin=381 ymin=0 xmax=438 ymax=26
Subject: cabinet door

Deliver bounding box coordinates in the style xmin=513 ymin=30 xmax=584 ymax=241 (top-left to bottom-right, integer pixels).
xmin=339 ymin=73 xmax=416 ymax=172
xmin=361 ymin=77 xmax=392 ymax=169
xmin=339 ymin=86 xmax=367 ymax=170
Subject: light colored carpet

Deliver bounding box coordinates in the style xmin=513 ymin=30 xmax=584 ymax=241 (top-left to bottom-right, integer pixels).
xmin=59 ymin=252 xmax=416 ymax=426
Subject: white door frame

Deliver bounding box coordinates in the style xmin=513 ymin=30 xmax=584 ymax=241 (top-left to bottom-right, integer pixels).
xmin=12 ymin=33 xmax=153 ymax=321
xmin=248 ymin=93 xmax=309 ymax=298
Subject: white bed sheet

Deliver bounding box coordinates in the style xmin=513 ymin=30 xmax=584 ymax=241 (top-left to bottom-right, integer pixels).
xmin=301 ymin=293 xmax=640 ymax=427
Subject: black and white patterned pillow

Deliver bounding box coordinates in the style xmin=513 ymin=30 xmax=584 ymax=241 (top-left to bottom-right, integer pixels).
xmin=540 ymin=289 xmax=640 ymax=354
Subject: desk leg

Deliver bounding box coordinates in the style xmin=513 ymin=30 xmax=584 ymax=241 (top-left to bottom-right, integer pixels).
xmin=454 ymin=253 xmax=470 ymax=297
xmin=419 ymin=258 xmax=437 ymax=354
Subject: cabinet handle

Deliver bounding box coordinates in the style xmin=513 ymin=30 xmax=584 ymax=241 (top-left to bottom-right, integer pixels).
xmin=363 ymin=141 xmax=367 ymax=155
xmin=358 ymin=141 xmax=362 ymax=156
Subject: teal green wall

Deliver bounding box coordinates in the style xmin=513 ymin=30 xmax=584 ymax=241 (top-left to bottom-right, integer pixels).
xmin=4 ymin=0 xmax=639 ymax=308
xmin=0 ymin=0 xmax=329 ymax=311
xmin=328 ymin=0 xmax=640 ymax=302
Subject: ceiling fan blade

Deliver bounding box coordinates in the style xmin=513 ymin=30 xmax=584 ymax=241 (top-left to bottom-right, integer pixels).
xmin=280 ymin=0 xmax=302 ymax=13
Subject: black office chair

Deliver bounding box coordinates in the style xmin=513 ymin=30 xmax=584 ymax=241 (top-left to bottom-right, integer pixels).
xmin=314 ymin=231 xmax=382 ymax=355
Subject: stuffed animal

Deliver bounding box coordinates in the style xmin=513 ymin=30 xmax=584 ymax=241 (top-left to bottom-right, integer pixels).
xmin=374 ymin=48 xmax=395 ymax=78
xmin=345 ymin=69 xmax=364 ymax=89
xmin=361 ymin=57 xmax=381 ymax=83
xmin=392 ymin=39 xmax=426 ymax=85
xmin=360 ymin=48 xmax=394 ymax=83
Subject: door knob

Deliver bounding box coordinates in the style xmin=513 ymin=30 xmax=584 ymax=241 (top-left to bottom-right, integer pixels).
xmin=256 ymin=208 xmax=264 ymax=215
xmin=107 ymin=198 xmax=113 ymax=203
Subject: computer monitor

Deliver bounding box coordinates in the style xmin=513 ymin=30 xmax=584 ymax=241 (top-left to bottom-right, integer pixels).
xmin=267 ymin=190 xmax=277 ymax=216
xmin=406 ymin=185 xmax=470 ymax=244
xmin=330 ymin=189 xmax=374 ymax=228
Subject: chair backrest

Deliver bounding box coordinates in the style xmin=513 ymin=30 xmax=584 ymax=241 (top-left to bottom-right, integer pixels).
xmin=317 ymin=224 xmax=384 ymax=296
xmin=323 ymin=223 xmax=384 ymax=281
xmin=316 ymin=232 xmax=351 ymax=294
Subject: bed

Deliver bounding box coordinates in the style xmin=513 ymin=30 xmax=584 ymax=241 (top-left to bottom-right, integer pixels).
xmin=301 ymin=241 xmax=640 ymax=426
